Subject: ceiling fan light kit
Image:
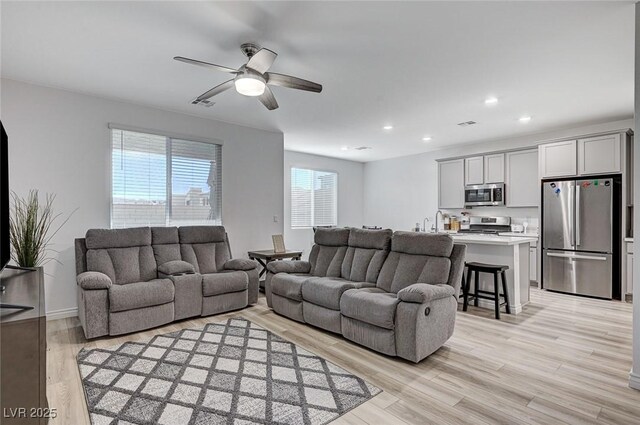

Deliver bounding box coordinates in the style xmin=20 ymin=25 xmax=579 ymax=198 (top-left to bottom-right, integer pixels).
xmin=174 ymin=43 xmax=322 ymax=110
xmin=234 ymin=72 xmax=266 ymax=97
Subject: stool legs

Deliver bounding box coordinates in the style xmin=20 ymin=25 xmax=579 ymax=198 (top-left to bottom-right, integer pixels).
xmin=474 ymin=271 xmax=479 ymax=307
xmin=501 ymin=271 xmax=511 ymax=314
xmin=493 ymin=272 xmax=501 ymax=320
xmin=463 ymin=270 xmax=471 ymax=312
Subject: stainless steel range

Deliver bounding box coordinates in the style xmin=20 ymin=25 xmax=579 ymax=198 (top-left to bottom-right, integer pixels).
xmin=458 ymin=216 xmax=511 ymax=234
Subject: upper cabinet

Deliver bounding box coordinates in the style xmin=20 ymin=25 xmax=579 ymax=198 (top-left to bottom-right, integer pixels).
xmin=506 ymin=149 xmax=538 ymax=207
xmin=464 ymin=156 xmax=484 ymax=185
xmin=465 ymin=154 xmax=504 ymax=185
xmin=538 ymin=140 xmax=577 ymax=178
xmin=578 ymin=134 xmax=621 ymax=175
xmin=438 ymin=159 xmax=465 ymax=209
xmin=484 ymin=153 xmax=505 ymax=183
xmin=539 ymin=134 xmax=623 ymax=179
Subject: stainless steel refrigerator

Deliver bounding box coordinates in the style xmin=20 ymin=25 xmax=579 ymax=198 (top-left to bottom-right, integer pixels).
xmin=542 ymin=177 xmax=620 ymax=299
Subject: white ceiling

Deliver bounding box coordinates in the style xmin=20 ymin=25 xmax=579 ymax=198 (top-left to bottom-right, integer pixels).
xmin=1 ymin=1 xmax=634 ymax=162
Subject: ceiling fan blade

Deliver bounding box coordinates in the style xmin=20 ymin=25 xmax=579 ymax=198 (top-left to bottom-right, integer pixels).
xmin=266 ymin=72 xmax=322 ymax=93
xmin=246 ymin=48 xmax=277 ymax=73
xmin=196 ymin=79 xmax=235 ymax=101
xmin=174 ymin=56 xmax=238 ymax=74
xmin=258 ymin=86 xmax=279 ymax=110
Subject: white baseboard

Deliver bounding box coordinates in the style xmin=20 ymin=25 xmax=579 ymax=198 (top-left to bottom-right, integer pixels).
xmin=630 ymin=371 xmax=640 ymax=390
xmin=46 ymin=307 xmax=78 ymax=321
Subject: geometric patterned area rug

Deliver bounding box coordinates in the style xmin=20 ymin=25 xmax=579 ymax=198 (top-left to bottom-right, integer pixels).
xmin=77 ymin=318 xmax=381 ymax=425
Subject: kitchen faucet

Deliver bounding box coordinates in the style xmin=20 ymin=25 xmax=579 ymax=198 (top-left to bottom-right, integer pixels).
xmin=422 ymin=217 xmax=430 ymax=232
xmin=435 ymin=210 xmax=443 ymax=233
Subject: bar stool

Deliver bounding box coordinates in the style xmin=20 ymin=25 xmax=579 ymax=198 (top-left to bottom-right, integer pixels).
xmin=462 ymin=262 xmax=511 ymax=319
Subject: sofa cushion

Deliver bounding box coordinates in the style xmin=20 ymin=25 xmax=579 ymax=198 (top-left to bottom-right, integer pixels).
xmin=223 ymin=259 xmax=257 ymax=271
xmin=340 ymin=288 xmax=400 ymax=330
xmin=348 ymin=228 xmax=392 ymax=250
xmin=314 ymin=228 xmax=350 ymax=246
xmin=341 ymin=248 xmax=389 ymax=283
xmin=302 ymin=277 xmax=375 ymax=310
xmin=267 ymin=260 xmax=311 ymax=275
xmin=179 ymin=226 xmax=227 ymax=244
xmin=181 ymin=242 xmax=231 ymax=274
xmin=151 ymin=226 xmax=179 ymax=245
xmin=87 ymin=245 xmax=157 ymax=285
xmin=109 ymin=279 xmax=174 ymax=312
xmin=308 ymin=245 xmax=347 ymax=277
xmin=202 ymin=271 xmax=248 ymax=297
xmin=376 ymin=252 xmax=452 ymax=294
xmin=86 ymin=227 xmax=151 ymax=249
xmin=158 ymin=260 xmax=195 ymax=276
xmin=391 ymin=232 xmax=454 ymax=257
xmin=271 ymin=273 xmax=310 ymax=301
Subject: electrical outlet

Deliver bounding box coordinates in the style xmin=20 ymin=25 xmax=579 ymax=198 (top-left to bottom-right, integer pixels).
xmin=273 ymin=215 xmax=278 ymax=223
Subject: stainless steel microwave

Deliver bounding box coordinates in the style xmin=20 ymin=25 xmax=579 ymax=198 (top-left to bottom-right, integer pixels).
xmin=464 ymin=183 xmax=505 ymax=207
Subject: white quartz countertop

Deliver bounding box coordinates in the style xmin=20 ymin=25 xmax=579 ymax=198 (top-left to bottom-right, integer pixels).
xmin=498 ymin=232 xmax=539 ymax=238
xmin=450 ymin=233 xmax=538 ymax=246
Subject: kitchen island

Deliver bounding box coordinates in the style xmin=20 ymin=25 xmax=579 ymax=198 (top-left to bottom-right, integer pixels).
xmin=451 ymin=233 xmax=538 ymax=314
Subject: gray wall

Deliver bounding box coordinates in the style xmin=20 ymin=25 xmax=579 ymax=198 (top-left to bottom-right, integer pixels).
xmin=363 ymin=118 xmax=634 ymax=232
xmin=631 ymin=1 xmax=640 ymax=392
xmin=1 ymin=78 xmax=284 ymax=317
xmin=283 ymin=150 xmax=364 ymax=258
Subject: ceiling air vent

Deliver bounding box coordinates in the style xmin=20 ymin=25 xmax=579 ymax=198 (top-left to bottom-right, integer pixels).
xmin=191 ymin=98 xmax=215 ymax=107
xmin=457 ymin=120 xmax=477 ymax=127
xmin=354 ymin=146 xmax=372 ymax=151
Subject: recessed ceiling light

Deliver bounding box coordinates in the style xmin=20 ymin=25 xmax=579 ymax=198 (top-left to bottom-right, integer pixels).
xmin=484 ymin=97 xmax=498 ymax=105
xmin=383 ymin=125 xmax=393 ymax=130
xmin=422 ymin=137 xmax=432 ymax=142
xmin=519 ymin=115 xmax=532 ymax=123
xmin=340 ymin=146 xmax=349 ymax=151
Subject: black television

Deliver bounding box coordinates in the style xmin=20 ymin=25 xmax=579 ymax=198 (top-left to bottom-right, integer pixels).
xmin=1 ymin=121 xmax=9 ymax=271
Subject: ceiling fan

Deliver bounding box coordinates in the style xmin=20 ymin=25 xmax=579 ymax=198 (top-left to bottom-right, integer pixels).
xmin=174 ymin=43 xmax=323 ymax=110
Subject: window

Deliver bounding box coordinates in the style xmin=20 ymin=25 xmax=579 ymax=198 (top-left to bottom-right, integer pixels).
xmin=111 ymin=128 xmax=222 ymax=228
xmin=290 ymin=167 xmax=337 ymax=228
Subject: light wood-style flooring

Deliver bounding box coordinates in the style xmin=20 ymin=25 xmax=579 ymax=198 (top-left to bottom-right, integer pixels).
xmin=47 ymin=288 xmax=640 ymax=424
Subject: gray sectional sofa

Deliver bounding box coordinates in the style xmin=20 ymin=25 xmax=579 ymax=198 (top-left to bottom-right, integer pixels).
xmin=75 ymin=226 xmax=258 ymax=339
xmin=265 ymin=227 xmax=466 ymax=362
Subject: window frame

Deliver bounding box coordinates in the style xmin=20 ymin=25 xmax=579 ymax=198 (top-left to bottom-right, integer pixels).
xmin=108 ymin=123 xmax=223 ymax=228
xmin=289 ymin=166 xmax=339 ymax=229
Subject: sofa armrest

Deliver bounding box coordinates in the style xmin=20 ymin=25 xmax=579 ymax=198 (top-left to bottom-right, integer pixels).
xmin=266 ymin=260 xmax=311 ymax=274
xmin=158 ymin=260 xmax=195 ymax=276
xmin=77 ymin=271 xmax=112 ymax=290
xmin=397 ymin=283 xmax=455 ymax=304
xmin=223 ymin=258 xmax=258 ymax=271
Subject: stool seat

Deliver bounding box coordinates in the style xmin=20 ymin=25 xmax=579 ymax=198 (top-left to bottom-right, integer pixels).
xmin=465 ymin=262 xmax=509 ymax=272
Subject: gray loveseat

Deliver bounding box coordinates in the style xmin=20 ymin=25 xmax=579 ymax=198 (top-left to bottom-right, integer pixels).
xmin=75 ymin=226 xmax=258 ymax=339
xmin=265 ymin=227 xmax=466 ymax=362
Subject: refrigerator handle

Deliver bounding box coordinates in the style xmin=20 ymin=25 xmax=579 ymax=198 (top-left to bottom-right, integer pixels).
xmin=575 ymin=185 xmax=581 ymax=247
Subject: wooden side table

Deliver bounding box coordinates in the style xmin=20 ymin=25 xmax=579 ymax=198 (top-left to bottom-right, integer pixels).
xmin=247 ymin=249 xmax=303 ymax=289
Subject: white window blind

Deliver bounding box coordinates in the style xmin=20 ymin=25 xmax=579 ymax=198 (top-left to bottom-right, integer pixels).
xmin=290 ymin=167 xmax=337 ymax=228
xmin=111 ymin=129 xmax=222 ymax=228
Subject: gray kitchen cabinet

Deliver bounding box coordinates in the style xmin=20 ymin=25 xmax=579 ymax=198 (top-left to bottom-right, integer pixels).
xmin=438 ymin=159 xmax=465 ymax=208
xmin=464 ymin=156 xmax=484 ymax=186
xmin=506 ymin=149 xmax=538 ymax=207
xmin=578 ymin=134 xmax=621 ymax=175
xmin=484 ymin=153 xmax=505 ymax=183
xmin=538 ymin=140 xmax=577 ymax=178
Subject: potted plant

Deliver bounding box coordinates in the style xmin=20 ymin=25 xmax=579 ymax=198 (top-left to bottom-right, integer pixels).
xmin=9 ymin=190 xmax=74 ymax=268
